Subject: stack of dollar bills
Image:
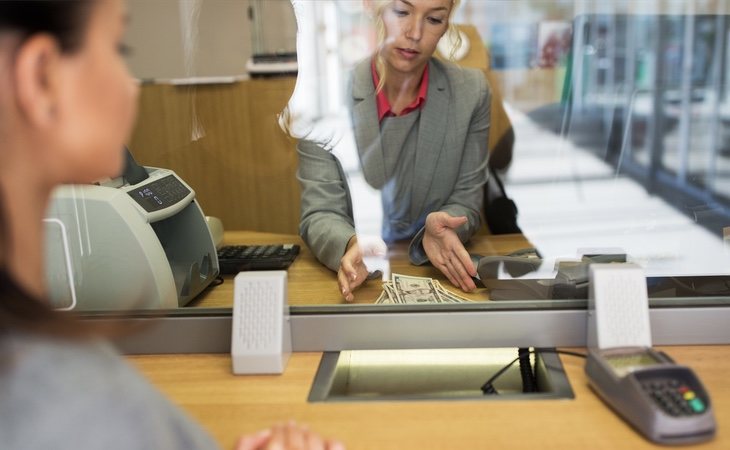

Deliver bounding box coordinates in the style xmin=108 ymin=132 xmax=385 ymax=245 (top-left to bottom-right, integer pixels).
xmin=375 ymin=273 xmax=472 ymax=304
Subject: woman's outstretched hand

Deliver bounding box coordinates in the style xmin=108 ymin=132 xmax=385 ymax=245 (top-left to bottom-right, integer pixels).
xmin=422 ymin=212 xmax=477 ymax=292
xmin=337 ymin=237 xmax=369 ymax=302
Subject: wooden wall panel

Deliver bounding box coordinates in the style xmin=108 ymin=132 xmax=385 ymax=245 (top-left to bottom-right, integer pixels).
xmin=244 ymin=78 xmax=301 ymax=234
xmin=128 ymin=77 xmax=300 ymax=234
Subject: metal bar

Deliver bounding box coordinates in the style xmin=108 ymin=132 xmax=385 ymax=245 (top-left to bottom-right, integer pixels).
xmin=623 ymin=15 xmax=638 ymax=159
xmin=647 ymin=17 xmax=667 ymax=193
xmin=707 ymin=15 xmax=727 ymax=191
xmin=677 ymin=11 xmax=695 ymax=184
xmin=108 ymin=306 xmax=730 ymax=355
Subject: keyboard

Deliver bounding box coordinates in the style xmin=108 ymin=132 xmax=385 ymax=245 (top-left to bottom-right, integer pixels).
xmin=217 ymin=244 xmax=300 ymax=275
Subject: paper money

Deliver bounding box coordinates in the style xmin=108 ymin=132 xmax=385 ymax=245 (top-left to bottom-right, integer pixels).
xmin=374 ymin=290 xmax=390 ymax=304
xmin=392 ymin=273 xmax=443 ymax=304
xmin=383 ymin=282 xmax=398 ymax=303
xmin=375 ymin=273 xmax=472 ymax=304
xmin=433 ymin=280 xmax=471 ymax=303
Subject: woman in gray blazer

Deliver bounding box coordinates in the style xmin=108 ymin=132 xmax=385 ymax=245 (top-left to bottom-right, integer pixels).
xmin=298 ymin=0 xmax=491 ymax=301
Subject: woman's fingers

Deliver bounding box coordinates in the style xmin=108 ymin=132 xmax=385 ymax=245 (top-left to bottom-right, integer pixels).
xmin=444 ymin=215 xmax=468 ymax=230
xmin=437 ymin=249 xmax=476 ymax=292
xmin=337 ymin=272 xmax=354 ymax=302
xmin=338 ymin=248 xmax=360 ymax=302
xmin=442 ymin=235 xmax=476 ymax=291
xmin=440 ymin=257 xmax=462 ymax=290
xmin=235 ymin=422 xmax=343 ymax=450
xmin=454 ymin=244 xmax=477 ymax=276
xmin=450 ymin=255 xmax=476 ymax=291
xmin=339 ymin=254 xmax=359 ymax=282
xmin=235 ymin=429 xmax=272 ymax=450
xmin=338 ymin=254 xmax=370 ymax=302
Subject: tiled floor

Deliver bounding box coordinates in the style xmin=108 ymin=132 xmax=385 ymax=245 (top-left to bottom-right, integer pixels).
xmin=504 ymin=104 xmax=729 ymax=278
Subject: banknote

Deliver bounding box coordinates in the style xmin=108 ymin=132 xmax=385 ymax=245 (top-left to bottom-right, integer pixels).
xmin=383 ymin=282 xmax=399 ymax=303
xmin=374 ymin=274 xmax=472 ymax=304
xmin=433 ymin=280 xmax=471 ymax=303
xmin=392 ymin=273 xmax=443 ymax=304
xmin=374 ymin=290 xmax=390 ymax=304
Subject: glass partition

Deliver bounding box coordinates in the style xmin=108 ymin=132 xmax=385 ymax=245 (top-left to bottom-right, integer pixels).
xmin=49 ymin=0 xmax=730 ymax=320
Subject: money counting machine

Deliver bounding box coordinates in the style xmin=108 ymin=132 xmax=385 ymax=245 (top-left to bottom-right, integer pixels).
xmin=44 ymin=161 xmax=219 ymax=310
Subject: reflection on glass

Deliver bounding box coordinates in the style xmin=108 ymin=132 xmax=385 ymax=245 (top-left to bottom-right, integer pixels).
xmin=292 ymin=0 xmax=490 ymax=305
xmin=512 ymin=12 xmax=730 ymax=278
xmin=48 ymin=0 xmax=730 ymax=314
xmin=289 ymin=1 xmax=730 ymax=307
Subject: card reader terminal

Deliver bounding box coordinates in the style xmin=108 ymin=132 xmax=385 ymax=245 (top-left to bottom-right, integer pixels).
xmin=585 ymin=347 xmax=716 ymax=445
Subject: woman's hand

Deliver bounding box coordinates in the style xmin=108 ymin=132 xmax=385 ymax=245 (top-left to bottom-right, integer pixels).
xmin=338 ymin=237 xmax=369 ymax=302
xmin=422 ymin=212 xmax=477 ymax=292
xmin=235 ymin=422 xmax=345 ymax=450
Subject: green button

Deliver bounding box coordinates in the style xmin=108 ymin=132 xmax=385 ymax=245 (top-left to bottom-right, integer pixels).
xmin=689 ymin=398 xmax=705 ymax=413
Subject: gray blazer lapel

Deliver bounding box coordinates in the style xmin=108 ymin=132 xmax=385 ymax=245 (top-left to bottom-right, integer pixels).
xmin=411 ymin=59 xmax=450 ymax=216
xmin=350 ymin=59 xmax=387 ymax=189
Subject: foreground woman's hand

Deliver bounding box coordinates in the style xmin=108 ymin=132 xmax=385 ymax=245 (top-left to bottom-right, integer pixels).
xmin=422 ymin=212 xmax=477 ymax=292
xmin=236 ymin=422 xmax=345 ymax=450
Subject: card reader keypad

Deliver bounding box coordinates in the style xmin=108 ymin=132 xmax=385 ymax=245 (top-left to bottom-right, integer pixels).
xmin=641 ymin=379 xmax=706 ymax=416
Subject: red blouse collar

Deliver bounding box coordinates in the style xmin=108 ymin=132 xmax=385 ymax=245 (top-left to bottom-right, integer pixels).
xmin=371 ymin=59 xmax=429 ymax=122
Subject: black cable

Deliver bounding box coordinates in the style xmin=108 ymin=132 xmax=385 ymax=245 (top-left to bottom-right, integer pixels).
xmin=481 ymin=383 xmax=498 ymax=395
xmin=544 ymin=349 xmax=587 ymax=359
xmin=481 ymin=355 xmax=521 ymax=395
xmin=518 ymin=347 xmax=537 ymax=393
xmin=481 ymin=348 xmax=586 ymax=395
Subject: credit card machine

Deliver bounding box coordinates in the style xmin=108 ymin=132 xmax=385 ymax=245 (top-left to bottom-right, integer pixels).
xmin=585 ymin=346 xmax=716 ymax=445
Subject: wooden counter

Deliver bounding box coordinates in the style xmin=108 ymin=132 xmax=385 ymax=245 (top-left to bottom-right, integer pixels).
xmin=129 ymin=232 xmax=730 ymax=449
xmin=129 ymin=345 xmax=730 ymax=450
xmin=188 ymin=230 xmax=534 ymax=308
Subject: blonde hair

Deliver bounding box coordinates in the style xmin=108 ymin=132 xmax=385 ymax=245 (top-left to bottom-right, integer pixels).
xmin=373 ymin=0 xmax=462 ymax=93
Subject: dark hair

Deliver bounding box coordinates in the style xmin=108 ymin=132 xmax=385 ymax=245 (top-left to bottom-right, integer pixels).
xmin=0 ymin=189 xmax=115 ymax=339
xmin=0 ymin=266 xmax=80 ymax=337
xmin=0 ymin=0 xmax=101 ymax=338
xmin=0 ymin=0 xmax=93 ymax=52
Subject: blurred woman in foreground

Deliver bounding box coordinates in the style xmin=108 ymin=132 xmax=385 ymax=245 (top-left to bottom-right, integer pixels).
xmin=0 ymin=1 xmax=342 ymax=449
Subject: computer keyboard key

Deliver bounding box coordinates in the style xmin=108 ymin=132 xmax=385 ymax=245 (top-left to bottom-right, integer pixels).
xmin=217 ymin=244 xmax=300 ymax=275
